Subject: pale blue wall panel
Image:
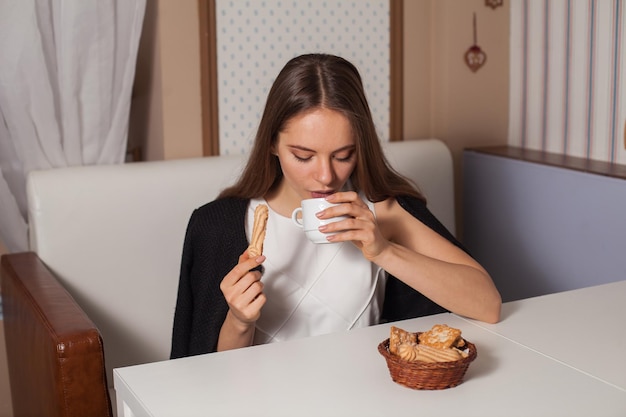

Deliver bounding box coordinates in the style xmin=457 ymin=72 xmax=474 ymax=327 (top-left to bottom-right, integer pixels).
xmin=463 ymin=150 xmax=626 ymax=302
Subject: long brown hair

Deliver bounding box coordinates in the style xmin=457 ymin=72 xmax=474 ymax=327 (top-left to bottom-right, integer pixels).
xmin=219 ymin=53 xmax=424 ymax=202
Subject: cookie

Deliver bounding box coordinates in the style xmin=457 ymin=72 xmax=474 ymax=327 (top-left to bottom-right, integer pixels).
xmin=418 ymin=324 xmax=462 ymax=350
xmin=247 ymin=204 xmax=268 ymax=257
xmin=389 ymin=326 xmax=417 ymax=355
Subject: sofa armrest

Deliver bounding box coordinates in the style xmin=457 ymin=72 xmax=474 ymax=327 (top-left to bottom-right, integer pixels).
xmin=1 ymin=252 xmax=112 ymax=417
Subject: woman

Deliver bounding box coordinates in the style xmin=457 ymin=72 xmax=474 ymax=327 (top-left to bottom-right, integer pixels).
xmin=170 ymin=54 xmax=501 ymax=358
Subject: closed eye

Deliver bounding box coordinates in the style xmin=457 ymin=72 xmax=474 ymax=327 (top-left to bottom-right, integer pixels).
xmin=333 ymin=149 xmax=355 ymax=162
xmin=293 ymin=154 xmax=312 ymax=162
xmin=288 ymin=145 xmax=355 ymax=163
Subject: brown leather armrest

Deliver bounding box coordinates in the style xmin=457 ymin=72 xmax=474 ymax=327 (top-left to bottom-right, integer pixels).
xmin=1 ymin=252 xmax=112 ymax=417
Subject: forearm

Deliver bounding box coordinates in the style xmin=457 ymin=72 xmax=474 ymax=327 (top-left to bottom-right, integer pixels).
xmin=374 ymin=242 xmax=501 ymax=323
xmin=217 ymin=310 xmax=256 ymax=351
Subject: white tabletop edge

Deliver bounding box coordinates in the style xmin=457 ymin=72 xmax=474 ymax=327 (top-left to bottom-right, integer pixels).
xmin=452 ymin=279 xmax=626 ymax=392
xmin=114 ymin=369 xmax=156 ymax=417
xmin=453 ymin=313 xmax=626 ymax=393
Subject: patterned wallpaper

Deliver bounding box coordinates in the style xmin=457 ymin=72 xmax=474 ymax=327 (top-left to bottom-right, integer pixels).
xmin=215 ymin=0 xmax=390 ymax=155
xmin=509 ymin=0 xmax=626 ymax=165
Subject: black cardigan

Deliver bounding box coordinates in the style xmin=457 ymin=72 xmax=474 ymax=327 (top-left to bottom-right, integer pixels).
xmin=170 ymin=196 xmax=466 ymax=359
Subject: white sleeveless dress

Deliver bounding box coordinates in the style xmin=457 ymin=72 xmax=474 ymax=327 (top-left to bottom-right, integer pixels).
xmin=246 ymin=198 xmax=386 ymax=345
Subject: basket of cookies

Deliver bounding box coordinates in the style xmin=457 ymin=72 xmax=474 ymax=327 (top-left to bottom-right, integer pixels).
xmin=378 ymin=324 xmax=477 ymax=390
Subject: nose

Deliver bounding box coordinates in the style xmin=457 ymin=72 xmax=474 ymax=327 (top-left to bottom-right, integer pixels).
xmin=314 ymin=158 xmax=335 ymax=185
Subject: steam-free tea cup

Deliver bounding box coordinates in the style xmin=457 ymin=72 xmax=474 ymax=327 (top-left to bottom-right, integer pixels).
xmin=291 ymin=198 xmax=348 ymax=243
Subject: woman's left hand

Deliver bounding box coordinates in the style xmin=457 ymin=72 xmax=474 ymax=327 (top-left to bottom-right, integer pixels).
xmin=319 ymin=192 xmax=389 ymax=260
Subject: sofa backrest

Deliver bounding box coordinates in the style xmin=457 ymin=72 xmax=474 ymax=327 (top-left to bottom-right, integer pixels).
xmin=26 ymin=138 xmax=454 ymax=387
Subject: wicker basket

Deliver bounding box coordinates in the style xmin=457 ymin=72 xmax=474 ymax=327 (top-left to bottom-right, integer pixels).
xmin=378 ymin=334 xmax=478 ymax=390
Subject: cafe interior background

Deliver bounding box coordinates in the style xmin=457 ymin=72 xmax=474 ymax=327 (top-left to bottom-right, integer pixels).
xmin=0 ymin=0 xmax=624 ymax=415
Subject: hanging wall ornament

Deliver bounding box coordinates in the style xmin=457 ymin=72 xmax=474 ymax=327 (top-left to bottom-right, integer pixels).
xmin=485 ymin=0 xmax=504 ymax=9
xmin=464 ymin=13 xmax=487 ymax=73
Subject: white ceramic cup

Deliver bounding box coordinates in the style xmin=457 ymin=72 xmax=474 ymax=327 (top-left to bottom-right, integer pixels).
xmin=291 ymin=198 xmax=348 ymax=244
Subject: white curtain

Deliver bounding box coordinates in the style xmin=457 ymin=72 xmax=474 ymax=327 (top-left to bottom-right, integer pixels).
xmin=0 ymin=0 xmax=146 ymax=252
xmin=508 ymin=0 xmax=626 ymax=165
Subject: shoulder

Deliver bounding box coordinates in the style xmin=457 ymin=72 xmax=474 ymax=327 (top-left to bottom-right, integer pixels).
xmin=182 ymin=197 xmax=250 ymax=268
xmin=191 ymin=197 xmax=248 ymax=223
xmin=375 ymin=195 xmax=462 ymax=250
xmin=186 ymin=197 xmax=249 ymax=238
xmin=373 ymin=196 xmax=420 ymax=241
xmin=196 ymin=197 xmax=249 ymax=214
xmin=385 ymin=195 xmax=439 ymax=227
xmin=373 ymin=195 xmax=426 ymax=223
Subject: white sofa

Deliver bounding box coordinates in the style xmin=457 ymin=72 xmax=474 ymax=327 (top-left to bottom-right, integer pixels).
xmin=1 ymin=138 xmax=455 ymax=415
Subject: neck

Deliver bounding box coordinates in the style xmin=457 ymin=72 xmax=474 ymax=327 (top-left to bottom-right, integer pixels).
xmin=264 ymin=181 xmax=301 ymax=218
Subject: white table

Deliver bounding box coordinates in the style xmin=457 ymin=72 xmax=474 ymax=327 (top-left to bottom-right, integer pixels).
xmin=458 ymin=279 xmax=626 ymax=391
xmin=114 ymin=282 xmax=626 ymax=417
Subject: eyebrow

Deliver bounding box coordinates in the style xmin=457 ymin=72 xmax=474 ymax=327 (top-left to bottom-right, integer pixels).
xmin=287 ymin=144 xmax=356 ymax=153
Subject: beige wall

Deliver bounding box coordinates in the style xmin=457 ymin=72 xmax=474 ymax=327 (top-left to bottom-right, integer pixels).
xmin=404 ymin=0 xmax=510 ymax=234
xmin=130 ymin=0 xmax=510 ymax=234
xmin=403 ymin=0 xmax=433 ymax=140
xmin=129 ymin=0 xmax=203 ymax=161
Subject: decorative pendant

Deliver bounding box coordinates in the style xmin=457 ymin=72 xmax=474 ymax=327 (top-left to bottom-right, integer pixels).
xmin=485 ymin=0 xmax=504 ymax=9
xmin=464 ymin=13 xmax=487 ymax=73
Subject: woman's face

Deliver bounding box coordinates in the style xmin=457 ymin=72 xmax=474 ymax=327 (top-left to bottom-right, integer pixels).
xmin=272 ymin=107 xmax=357 ymax=207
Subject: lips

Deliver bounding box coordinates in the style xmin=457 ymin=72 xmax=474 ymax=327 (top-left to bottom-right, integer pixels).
xmin=310 ymin=191 xmax=334 ymax=199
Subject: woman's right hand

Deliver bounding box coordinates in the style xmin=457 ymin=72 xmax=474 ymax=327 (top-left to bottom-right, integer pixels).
xmin=217 ymin=251 xmax=266 ymax=351
xmin=220 ymin=251 xmax=266 ymax=327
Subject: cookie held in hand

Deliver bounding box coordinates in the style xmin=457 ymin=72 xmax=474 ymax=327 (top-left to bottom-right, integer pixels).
xmin=248 ymin=204 xmax=268 ymax=257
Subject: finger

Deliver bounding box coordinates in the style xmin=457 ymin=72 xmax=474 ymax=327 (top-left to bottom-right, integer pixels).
xmin=325 ymin=191 xmax=359 ymax=203
xmin=222 ymin=254 xmax=265 ymax=287
xmin=317 ymin=201 xmax=361 ymax=219
xmin=235 ymin=291 xmax=266 ymax=323
xmin=322 ymin=197 xmax=369 ymax=219
xmin=320 ymin=216 xmax=374 ymax=234
xmin=249 ymin=291 xmax=267 ymax=311
xmin=235 ymin=271 xmax=263 ymax=294
xmin=230 ymin=278 xmax=264 ymax=314
xmin=323 ymin=219 xmax=379 ymax=246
